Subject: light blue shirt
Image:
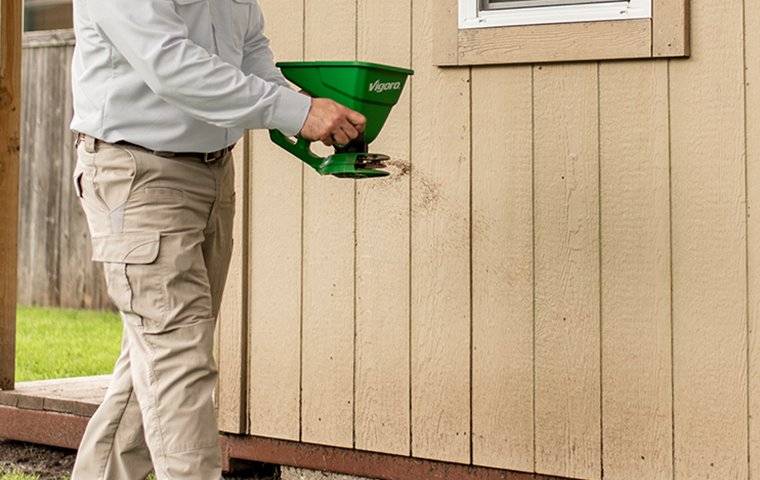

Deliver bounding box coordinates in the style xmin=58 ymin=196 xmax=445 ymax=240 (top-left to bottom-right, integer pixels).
xmin=70 ymin=0 xmax=311 ymax=152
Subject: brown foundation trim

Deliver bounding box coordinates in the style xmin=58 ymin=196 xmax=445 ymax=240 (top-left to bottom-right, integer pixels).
xmin=0 ymin=404 xmax=574 ymax=480
xmin=0 ymin=405 xmax=87 ymax=450
xmin=221 ymin=434 xmax=574 ymax=480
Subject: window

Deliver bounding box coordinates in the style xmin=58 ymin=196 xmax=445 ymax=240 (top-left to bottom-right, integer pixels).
xmin=435 ymin=0 xmax=689 ymax=66
xmin=460 ymin=0 xmax=652 ymax=28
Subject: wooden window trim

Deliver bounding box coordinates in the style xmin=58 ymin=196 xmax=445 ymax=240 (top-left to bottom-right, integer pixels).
xmin=434 ymin=0 xmax=689 ymax=66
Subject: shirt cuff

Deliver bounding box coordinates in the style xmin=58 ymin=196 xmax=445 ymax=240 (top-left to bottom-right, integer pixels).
xmin=268 ymin=86 xmax=311 ymax=137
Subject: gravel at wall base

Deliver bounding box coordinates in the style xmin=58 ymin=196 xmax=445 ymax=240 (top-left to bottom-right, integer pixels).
xmin=280 ymin=467 xmax=372 ymax=480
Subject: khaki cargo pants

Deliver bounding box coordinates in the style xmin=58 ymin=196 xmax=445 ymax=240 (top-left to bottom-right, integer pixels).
xmin=70 ymin=136 xmax=234 ymax=480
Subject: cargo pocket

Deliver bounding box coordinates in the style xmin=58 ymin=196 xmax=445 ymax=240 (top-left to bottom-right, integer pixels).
xmin=91 ymin=232 xmax=162 ymax=326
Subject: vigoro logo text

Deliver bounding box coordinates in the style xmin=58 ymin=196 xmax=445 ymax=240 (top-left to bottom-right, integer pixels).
xmin=369 ymin=79 xmax=402 ymax=93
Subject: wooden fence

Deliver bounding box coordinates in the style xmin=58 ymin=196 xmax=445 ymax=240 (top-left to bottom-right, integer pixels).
xmin=17 ymin=29 xmax=110 ymax=310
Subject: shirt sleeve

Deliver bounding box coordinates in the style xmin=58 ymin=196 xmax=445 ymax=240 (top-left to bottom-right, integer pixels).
xmin=240 ymin=2 xmax=291 ymax=89
xmin=87 ymin=0 xmax=311 ymax=136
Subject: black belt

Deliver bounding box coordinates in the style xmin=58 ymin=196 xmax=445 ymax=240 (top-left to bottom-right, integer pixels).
xmin=76 ymin=133 xmax=234 ymax=164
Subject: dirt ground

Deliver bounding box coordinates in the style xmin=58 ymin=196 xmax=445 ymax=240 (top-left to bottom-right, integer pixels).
xmin=0 ymin=440 xmax=76 ymax=479
xmin=0 ymin=440 xmax=369 ymax=480
xmin=0 ymin=439 xmax=278 ymax=479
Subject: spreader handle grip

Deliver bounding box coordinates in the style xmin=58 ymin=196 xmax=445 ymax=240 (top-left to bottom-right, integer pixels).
xmin=269 ymin=130 xmax=325 ymax=173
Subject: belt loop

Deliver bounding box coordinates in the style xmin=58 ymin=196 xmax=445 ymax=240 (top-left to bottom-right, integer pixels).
xmin=84 ymin=134 xmax=97 ymax=154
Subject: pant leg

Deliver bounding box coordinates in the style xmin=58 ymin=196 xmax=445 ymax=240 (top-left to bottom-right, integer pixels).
xmin=125 ymin=318 xmax=220 ymax=479
xmin=203 ymin=154 xmax=235 ymax=316
xmin=71 ymin=331 xmax=153 ymax=480
xmin=73 ymin=143 xmax=227 ymax=480
xmin=103 ymin=389 xmax=154 ymax=479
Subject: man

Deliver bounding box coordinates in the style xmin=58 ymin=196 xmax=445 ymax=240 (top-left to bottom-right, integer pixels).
xmin=68 ymin=0 xmax=365 ymax=478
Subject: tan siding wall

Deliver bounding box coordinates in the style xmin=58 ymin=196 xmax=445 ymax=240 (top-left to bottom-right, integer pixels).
xmin=747 ymin=0 xmax=760 ymax=477
xmin=533 ymin=62 xmax=602 ymax=479
xmin=599 ymin=60 xmax=672 ymax=479
xmin=246 ymin=0 xmax=305 ymax=442
xmin=300 ymin=0 xmax=357 ymax=448
xmin=409 ymin=0 xmax=472 ymax=464
xmin=217 ymin=0 xmax=758 ymax=478
xmin=670 ymin=0 xmax=748 ymax=478
xmin=355 ymin=0 xmax=412 ymax=456
xmin=471 ymin=65 xmax=534 ymax=471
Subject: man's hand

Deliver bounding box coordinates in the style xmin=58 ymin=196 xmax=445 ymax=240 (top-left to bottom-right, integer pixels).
xmin=299 ymin=98 xmax=366 ymax=147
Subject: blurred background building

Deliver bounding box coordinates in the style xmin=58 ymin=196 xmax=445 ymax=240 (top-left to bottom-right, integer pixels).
xmin=24 ymin=0 xmax=72 ymax=31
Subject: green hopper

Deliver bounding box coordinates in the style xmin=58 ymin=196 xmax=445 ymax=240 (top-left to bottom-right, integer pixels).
xmin=269 ymin=61 xmax=414 ymax=179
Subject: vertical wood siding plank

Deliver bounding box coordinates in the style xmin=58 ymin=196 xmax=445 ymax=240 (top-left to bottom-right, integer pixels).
xmin=247 ymin=0 xmax=304 ymax=440
xmin=599 ymin=60 xmax=673 ymax=479
xmin=217 ymin=141 xmax=249 ymax=434
xmin=533 ymin=62 xmax=601 ymax=480
xmin=300 ymin=0 xmax=357 ymax=448
xmin=746 ymin=0 xmax=760 ymax=476
xmin=669 ymin=0 xmax=748 ymax=476
xmin=410 ymin=0 xmax=472 ymax=464
xmin=354 ymin=0 xmax=412 ymax=456
xmin=0 ymin=0 xmax=21 ymax=390
xmin=470 ymin=65 xmax=534 ymax=472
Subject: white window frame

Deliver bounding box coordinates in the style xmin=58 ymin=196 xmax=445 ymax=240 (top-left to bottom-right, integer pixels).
xmin=459 ymin=0 xmax=652 ymax=29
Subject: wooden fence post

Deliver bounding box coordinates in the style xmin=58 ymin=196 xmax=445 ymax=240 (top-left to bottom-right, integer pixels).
xmin=0 ymin=0 xmax=22 ymax=391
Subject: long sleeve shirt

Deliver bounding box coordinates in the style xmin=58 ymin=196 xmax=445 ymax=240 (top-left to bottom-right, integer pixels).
xmin=70 ymin=0 xmax=311 ymax=153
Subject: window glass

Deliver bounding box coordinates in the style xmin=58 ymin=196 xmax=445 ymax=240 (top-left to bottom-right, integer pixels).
xmin=463 ymin=0 xmax=649 ymax=28
xmin=483 ymin=0 xmax=618 ymax=9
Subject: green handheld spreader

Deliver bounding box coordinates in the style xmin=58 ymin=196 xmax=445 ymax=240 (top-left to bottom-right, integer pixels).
xmin=269 ymin=61 xmax=414 ymax=179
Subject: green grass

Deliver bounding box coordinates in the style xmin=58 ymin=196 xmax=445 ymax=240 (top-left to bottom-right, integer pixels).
xmin=0 ymin=472 xmax=155 ymax=480
xmin=0 ymin=471 xmax=39 ymax=480
xmin=0 ymin=468 xmax=157 ymax=480
xmin=15 ymin=306 xmax=122 ymax=381
xmin=0 ymin=471 xmax=156 ymax=480
xmin=9 ymin=307 xmax=147 ymax=479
